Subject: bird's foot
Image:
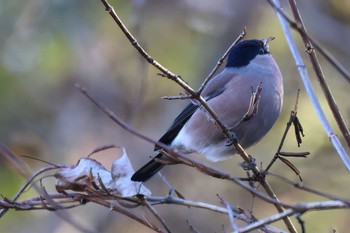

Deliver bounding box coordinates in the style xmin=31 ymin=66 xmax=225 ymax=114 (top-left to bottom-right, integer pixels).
xmin=225 ymin=132 xmax=238 ymax=146
xmin=240 ymin=155 xmax=257 ymax=170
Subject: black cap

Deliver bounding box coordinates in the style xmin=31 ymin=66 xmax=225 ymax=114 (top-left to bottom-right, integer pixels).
xmin=226 ymin=39 xmax=270 ymax=68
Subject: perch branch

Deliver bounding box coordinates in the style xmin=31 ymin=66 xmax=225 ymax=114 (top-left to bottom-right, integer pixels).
xmin=98 ymin=1 xmax=298 ymax=231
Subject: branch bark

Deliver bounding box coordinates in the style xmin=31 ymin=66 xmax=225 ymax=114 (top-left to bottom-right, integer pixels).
xmin=288 ymin=0 xmax=350 ymax=149
xmin=269 ymin=0 xmax=350 ymax=173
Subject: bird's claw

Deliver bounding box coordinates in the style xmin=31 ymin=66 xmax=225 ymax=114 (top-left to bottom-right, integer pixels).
xmin=240 ymin=155 xmax=257 ymax=170
xmin=225 ymin=132 xmax=238 ymax=146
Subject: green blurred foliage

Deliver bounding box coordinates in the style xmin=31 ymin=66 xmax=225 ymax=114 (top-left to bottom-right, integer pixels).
xmin=0 ymin=0 xmax=349 ymax=232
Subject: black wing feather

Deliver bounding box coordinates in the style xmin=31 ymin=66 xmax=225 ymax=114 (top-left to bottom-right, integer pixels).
xmin=131 ymin=87 xmax=226 ymax=182
xmin=157 ymin=103 xmax=199 ymax=147
xmin=157 ymin=86 xmax=226 ymax=147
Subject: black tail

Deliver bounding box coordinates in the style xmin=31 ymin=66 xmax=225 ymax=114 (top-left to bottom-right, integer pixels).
xmin=131 ymin=154 xmax=165 ymax=182
xmin=131 ymin=103 xmax=197 ymax=182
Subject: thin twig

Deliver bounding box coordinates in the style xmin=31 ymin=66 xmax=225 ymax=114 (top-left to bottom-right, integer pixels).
xmin=1 ymin=190 xmax=287 ymax=232
xmin=99 ymin=0 xmax=238 ymax=144
xmin=288 ymin=0 xmax=350 ymax=149
xmin=0 ymin=144 xmax=70 ymax=218
xmin=296 ymin=214 xmax=305 ymax=233
xmin=87 ymin=144 xmax=118 ymax=158
xmin=269 ymin=0 xmax=350 ymax=173
xmin=265 ymin=90 xmax=300 ymax=173
xmin=310 ymin=38 xmax=350 ymax=83
xmin=40 ymin=187 xmax=97 ymax=233
xmin=100 ymin=0 xmax=195 ymax=96
xmin=265 ymin=0 xmax=350 ymax=84
xmin=197 ymin=27 xmax=246 ymax=94
xmin=187 ymin=220 xmax=201 ymax=233
xmin=142 ymin=198 xmax=172 ymax=233
xmin=0 ymin=144 xmax=32 ymax=177
xmin=218 ymin=197 xmax=238 ymax=232
xmin=87 ymin=195 xmax=165 ymax=232
xmin=161 ymin=94 xmax=192 ymax=100
xmin=3 ymin=191 xmax=348 ymax=233
xmin=242 ymin=82 xmax=263 ymax=121
xmin=237 ymin=200 xmax=348 ymax=233
xmin=267 ymin=172 xmax=350 ymax=205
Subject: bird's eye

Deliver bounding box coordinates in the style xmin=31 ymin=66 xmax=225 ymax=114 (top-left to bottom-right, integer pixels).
xmin=258 ymin=42 xmax=269 ymax=54
xmin=259 ymin=47 xmax=266 ymax=54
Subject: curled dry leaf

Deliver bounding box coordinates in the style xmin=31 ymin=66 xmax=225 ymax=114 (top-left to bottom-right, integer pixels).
xmin=55 ymin=148 xmax=151 ymax=197
xmin=111 ymin=148 xmax=151 ymax=197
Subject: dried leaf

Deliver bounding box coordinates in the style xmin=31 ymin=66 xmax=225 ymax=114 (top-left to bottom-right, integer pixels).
xmin=55 ymin=148 xmax=151 ymax=197
xmin=279 ymin=157 xmax=303 ymax=181
xmin=293 ymin=115 xmax=305 ymax=147
xmin=55 ymin=158 xmax=112 ymax=193
xmin=111 ymin=148 xmax=151 ymax=197
xmin=279 ymin=151 xmax=310 ymax=157
xmin=174 ymin=189 xmax=186 ymax=200
xmin=243 ymin=82 xmax=263 ymax=121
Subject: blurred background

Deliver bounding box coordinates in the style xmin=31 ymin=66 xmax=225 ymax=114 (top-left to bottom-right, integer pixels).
xmin=1 ymin=0 xmax=350 ymax=232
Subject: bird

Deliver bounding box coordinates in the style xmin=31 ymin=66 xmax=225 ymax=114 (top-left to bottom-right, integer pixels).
xmin=131 ymin=37 xmax=284 ymax=182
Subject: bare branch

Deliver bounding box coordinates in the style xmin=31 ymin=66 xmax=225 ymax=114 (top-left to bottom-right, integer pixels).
xmin=87 ymin=144 xmax=119 ymax=158
xmin=197 ymin=27 xmax=247 ymax=94
xmin=288 ymin=0 xmax=350 ymax=149
xmin=269 ymin=0 xmax=350 ymax=173
xmin=218 ymin=197 xmax=238 ymax=232
xmin=142 ymin=198 xmax=172 ymax=233
xmin=87 ymin=195 xmax=165 ymax=232
xmin=186 ymin=220 xmax=201 ymax=233
xmin=267 ymin=172 xmax=350 ymax=204
xmin=0 ymin=144 xmax=71 ymax=218
xmin=237 ymin=200 xmax=349 ymax=233
xmin=40 ymin=187 xmax=97 ymax=233
xmin=2 ymin=191 xmax=348 ymax=233
xmin=265 ymin=0 xmax=350 ymax=84
xmin=161 ymin=94 xmax=192 ymax=100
